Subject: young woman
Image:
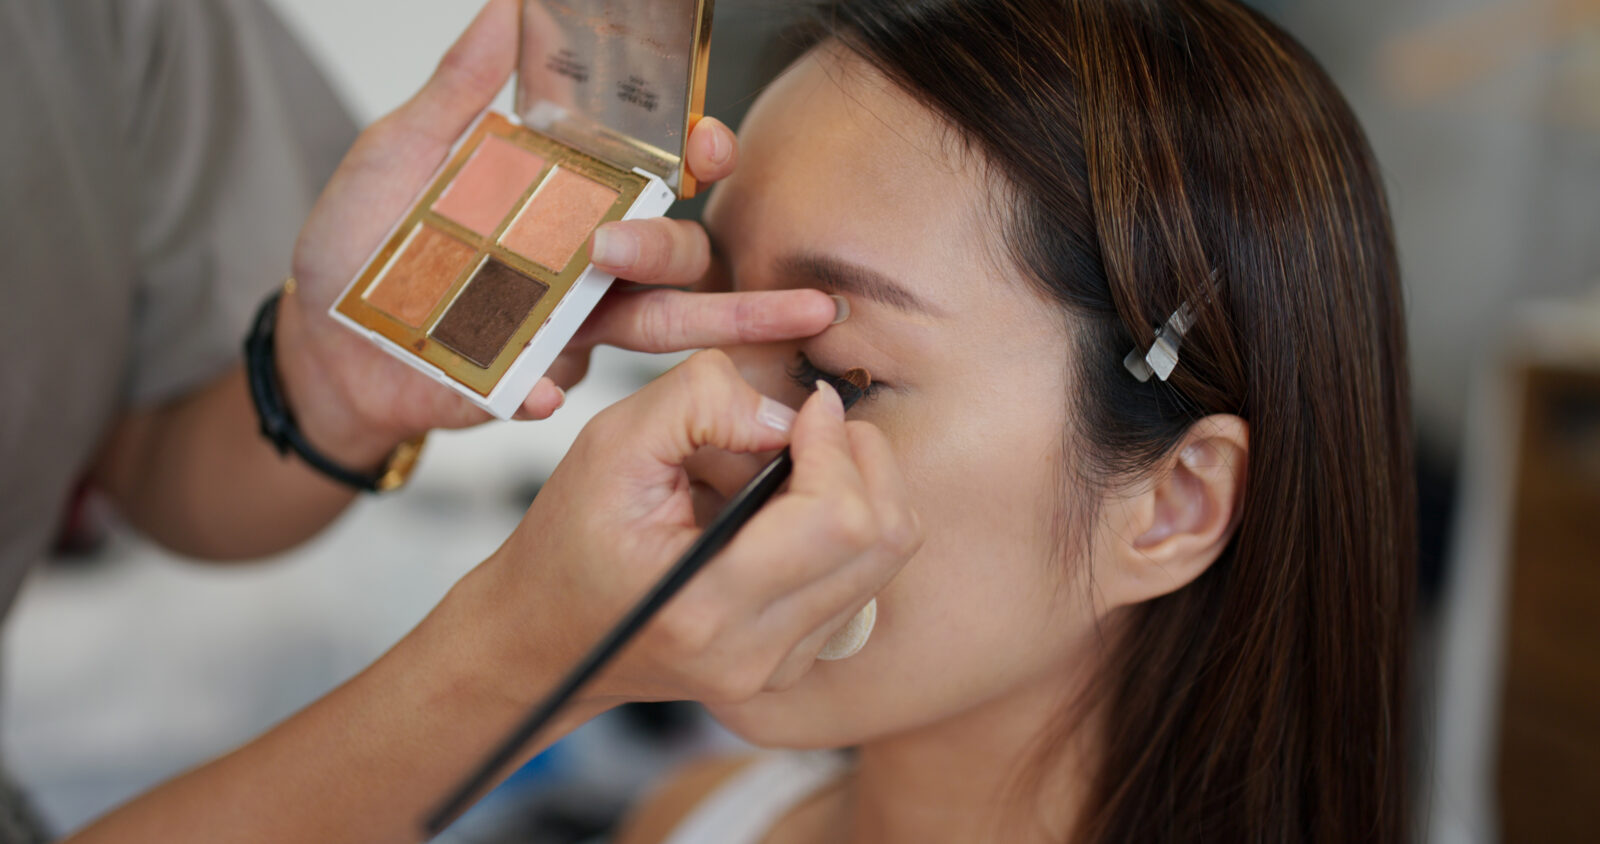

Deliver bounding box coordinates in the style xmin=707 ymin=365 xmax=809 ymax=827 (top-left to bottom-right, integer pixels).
xmin=612 ymin=0 xmax=1416 ymax=841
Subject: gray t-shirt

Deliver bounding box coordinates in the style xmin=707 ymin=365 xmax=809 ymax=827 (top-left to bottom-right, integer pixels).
xmin=0 ymin=0 xmax=356 ymax=619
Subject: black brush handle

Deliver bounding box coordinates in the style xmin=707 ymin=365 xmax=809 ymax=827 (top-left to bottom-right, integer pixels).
xmin=424 ymin=383 xmax=863 ymax=837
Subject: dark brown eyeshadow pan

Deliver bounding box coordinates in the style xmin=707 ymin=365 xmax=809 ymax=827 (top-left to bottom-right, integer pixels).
xmin=430 ymin=260 xmax=549 ymax=368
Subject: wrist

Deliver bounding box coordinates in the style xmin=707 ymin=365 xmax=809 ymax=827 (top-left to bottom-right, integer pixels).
xmin=437 ymin=557 xmax=618 ymax=724
xmin=272 ymin=284 xmax=399 ymax=470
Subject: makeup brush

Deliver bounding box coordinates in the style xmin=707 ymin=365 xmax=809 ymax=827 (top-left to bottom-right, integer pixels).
xmin=424 ymin=369 xmax=873 ymax=837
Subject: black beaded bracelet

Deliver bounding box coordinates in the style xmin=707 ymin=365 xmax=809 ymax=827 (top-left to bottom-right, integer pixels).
xmin=245 ymin=283 xmax=410 ymax=493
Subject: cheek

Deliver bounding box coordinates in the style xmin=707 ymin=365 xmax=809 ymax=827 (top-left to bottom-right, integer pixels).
xmin=883 ymin=411 xmax=1069 ymax=656
xmin=709 ymin=400 xmax=1083 ymax=747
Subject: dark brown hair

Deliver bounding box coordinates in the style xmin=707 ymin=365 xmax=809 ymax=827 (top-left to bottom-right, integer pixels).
xmin=800 ymin=1 xmax=1416 ymax=841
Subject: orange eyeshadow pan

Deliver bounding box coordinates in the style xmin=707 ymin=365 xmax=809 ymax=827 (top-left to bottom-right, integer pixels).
xmin=433 ymin=136 xmax=548 ymax=238
xmin=364 ymin=224 xmax=476 ymax=327
xmin=499 ymin=168 xmax=620 ymax=271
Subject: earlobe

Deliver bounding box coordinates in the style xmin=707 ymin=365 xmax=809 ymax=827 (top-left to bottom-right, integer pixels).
xmin=1104 ymin=415 xmax=1249 ymax=607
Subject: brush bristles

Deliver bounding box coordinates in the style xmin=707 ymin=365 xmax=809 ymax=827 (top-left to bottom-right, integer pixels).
xmin=837 ymin=368 xmax=872 ymax=409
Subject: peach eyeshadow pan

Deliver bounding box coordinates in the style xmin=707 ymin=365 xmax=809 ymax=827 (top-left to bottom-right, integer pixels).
xmin=432 ymin=136 xmax=548 ymax=238
xmin=363 ymin=224 xmax=477 ymax=328
xmin=500 ymin=168 xmax=620 ymax=271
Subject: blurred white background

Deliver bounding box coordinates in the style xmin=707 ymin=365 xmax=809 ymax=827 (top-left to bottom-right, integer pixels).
xmin=273 ymin=1 xmax=497 ymax=124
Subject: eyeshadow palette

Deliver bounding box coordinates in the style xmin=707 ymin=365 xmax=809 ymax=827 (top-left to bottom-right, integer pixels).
xmin=330 ymin=0 xmax=712 ymax=419
xmin=332 ymin=112 xmax=674 ymax=414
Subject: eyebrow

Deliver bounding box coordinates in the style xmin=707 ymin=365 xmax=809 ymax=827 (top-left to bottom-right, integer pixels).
xmin=775 ymin=253 xmax=943 ymax=317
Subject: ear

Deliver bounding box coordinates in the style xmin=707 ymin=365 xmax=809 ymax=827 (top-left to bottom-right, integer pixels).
xmin=1097 ymin=415 xmax=1248 ymax=608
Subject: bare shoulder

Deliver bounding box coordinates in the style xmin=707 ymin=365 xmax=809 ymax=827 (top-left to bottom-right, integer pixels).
xmin=610 ymin=754 xmax=761 ymax=844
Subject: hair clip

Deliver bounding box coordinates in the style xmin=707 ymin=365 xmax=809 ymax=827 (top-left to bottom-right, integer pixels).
xmin=1124 ymin=300 xmax=1197 ymax=383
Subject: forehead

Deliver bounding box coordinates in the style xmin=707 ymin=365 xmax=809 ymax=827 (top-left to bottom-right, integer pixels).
xmin=713 ymin=49 xmax=1011 ymax=309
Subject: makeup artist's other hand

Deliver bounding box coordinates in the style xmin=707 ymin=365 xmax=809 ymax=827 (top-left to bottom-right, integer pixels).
xmin=272 ymin=0 xmax=840 ymax=471
xmin=270 ymin=0 xmax=530 ymax=474
xmin=462 ymin=350 xmax=920 ymax=709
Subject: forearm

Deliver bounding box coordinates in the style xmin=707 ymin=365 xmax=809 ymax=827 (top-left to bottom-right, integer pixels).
xmin=94 ymin=295 xmax=398 ymax=560
xmin=92 ymin=365 xmax=362 ymax=558
xmin=66 ymin=570 xmax=602 ymax=844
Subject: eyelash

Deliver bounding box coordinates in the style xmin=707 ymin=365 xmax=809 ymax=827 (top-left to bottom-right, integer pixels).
xmin=786 ymin=353 xmax=883 ymax=403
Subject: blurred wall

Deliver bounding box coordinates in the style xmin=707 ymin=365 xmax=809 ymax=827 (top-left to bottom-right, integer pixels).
xmin=270 ymin=1 xmax=477 ymax=124
xmin=1277 ymin=0 xmax=1599 ymax=458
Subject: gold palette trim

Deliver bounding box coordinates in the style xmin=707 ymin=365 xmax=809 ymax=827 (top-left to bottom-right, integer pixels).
xmin=335 ymin=112 xmax=649 ymax=396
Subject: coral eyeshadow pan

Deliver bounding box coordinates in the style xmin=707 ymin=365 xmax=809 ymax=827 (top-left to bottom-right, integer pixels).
xmin=432 ymin=136 xmax=548 ymax=239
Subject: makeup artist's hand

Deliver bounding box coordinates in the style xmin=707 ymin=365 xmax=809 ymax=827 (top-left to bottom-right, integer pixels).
xmin=272 ymin=0 xmax=841 ymax=470
xmin=460 ymin=350 xmax=921 ymax=708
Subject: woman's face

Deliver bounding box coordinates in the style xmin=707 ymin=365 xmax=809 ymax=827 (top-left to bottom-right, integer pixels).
xmin=692 ymin=49 xmax=1101 ymax=747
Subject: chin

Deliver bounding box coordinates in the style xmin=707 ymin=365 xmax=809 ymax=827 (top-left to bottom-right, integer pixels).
xmin=704 ymin=675 xmax=906 ymax=750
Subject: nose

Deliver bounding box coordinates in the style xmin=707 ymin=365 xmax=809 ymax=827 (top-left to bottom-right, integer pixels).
xmin=721 ymin=340 xmax=810 ymax=410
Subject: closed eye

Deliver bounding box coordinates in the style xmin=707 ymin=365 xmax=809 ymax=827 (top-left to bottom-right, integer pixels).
xmin=787 ymin=352 xmax=883 ymax=404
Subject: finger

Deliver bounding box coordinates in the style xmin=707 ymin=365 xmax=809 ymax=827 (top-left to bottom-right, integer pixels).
xmin=697 ymin=382 xmax=867 ymax=596
xmin=590 ymin=218 xmax=710 ymax=286
xmin=719 ymin=417 xmax=912 ymax=626
xmin=434 ymin=392 xmax=494 ymax=428
xmin=512 ymin=378 xmax=567 ymax=421
xmin=684 ymin=117 xmax=738 ymax=185
xmin=845 ymin=421 xmax=923 ymax=565
xmin=608 ymin=350 xmax=797 ymax=472
xmin=771 ymin=424 xmax=918 ymax=620
xmin=390 ymin=0 xmax=520 ymax=146
xmin=291 ymin=0 xmax=519 ymax=291
xmin=543 ymin=350 xmax=592 ymax=392
xmin=784 ymin=381 xmax=864 ymax=501
xmin=572 ymin=288 xmax=840 ymax=354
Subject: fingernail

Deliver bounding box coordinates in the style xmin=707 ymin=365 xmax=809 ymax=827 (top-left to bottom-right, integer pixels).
xmin=707 ymin=125 xmax=731 ymax=164
xmin=590 ymin=226 xmax=638 ymax=267
xmin=552 ymin=385 xmax=567 ymax=411
xmin=814 ymin=380 xmax=846 ymax=421
xmin=756 ymin=395 xmax=797 ymax=433
xmin=829 ymin=294 xmax=850 ymax=325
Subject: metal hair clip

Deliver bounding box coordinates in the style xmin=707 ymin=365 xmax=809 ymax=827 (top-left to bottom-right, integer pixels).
xmin=1124 ymin=301 xmax=1197 ymax=383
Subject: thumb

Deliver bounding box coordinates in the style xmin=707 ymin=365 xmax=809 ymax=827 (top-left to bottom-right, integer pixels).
xmin=785 ymin=380 xmax=857 ymax=499
xmin=292 ymin=0 xmax=519 ymax=295
xmin=389 ymin=0 xmax=520 ymax=146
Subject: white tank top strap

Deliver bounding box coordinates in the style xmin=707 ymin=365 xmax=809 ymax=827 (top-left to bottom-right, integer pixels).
xmin=658 ymin=750 xmax=852 ymax=844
